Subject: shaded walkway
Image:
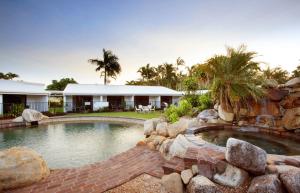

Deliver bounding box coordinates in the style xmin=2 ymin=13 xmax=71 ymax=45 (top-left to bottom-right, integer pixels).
xmin=6 ymin=146 xmax=164 ymax=193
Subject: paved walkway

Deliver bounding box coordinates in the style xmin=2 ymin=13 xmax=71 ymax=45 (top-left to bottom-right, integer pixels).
xmin=6 ymin=146 xmax=165 ymax=193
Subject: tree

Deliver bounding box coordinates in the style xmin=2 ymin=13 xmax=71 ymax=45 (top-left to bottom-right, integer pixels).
xmin=137 ymin=64 xmax=156 ymax=81
xmin=183 ymin=76 xmax=198 ymax=95
xmin=203 ymin=45 xmax=262 ymax=120
xmin=292 ymin=65 xmax=300 ymax=78
xmin=46 ymin=78 xmax=77 ymax=91
xmin=0 ymin=72 xmax=19 ymax=80
xmin=89 ymin=49 xmax=121 ymax=85
xmin=260 ymin=66 xmax=289 ymax=84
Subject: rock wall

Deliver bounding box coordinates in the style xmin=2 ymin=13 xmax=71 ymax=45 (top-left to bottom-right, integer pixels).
xmin=240 ymin=78 xmax=300 ymax=131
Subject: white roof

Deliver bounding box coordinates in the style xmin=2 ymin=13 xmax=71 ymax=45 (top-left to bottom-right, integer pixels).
xmin=64 ymin=84 xmax=183 ymax=96
xmin=0 ymin=80 xmax=48 ymax=95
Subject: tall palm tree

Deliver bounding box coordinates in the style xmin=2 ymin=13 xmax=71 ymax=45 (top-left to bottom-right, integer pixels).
xmin=204 ymin=45 xmax=262 ymax=120
xmin=89 ymin=49 xmax=121 ymax=85
xmin=137 ymin=63 xmax=156 ymax=81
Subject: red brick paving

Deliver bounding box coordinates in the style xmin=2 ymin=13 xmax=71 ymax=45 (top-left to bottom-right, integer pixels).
xmin=5 ymin=146 xmax=165 ymax=193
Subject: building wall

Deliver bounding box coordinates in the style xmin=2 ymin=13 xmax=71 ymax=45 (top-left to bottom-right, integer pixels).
xmin=149 ymin=96 xmax=161 ymax=108
xmin=64 ymin=95 xmax=73 ymax=112
xmin=26 ymin=95 xmax=49 ymax=112
xmin=92 ymin=95 xmax=109 ymax=111
xmin=124 ymin=96 xmax=134 ymax=109
xmin=0 ymin=94 xmax=3 ymax=115
xmin=172 ymin=96 xmax=181 ymax=105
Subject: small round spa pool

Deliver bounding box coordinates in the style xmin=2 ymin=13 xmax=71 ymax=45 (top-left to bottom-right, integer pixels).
xmin=0 ymin=121 xmax=144 ymax=168
xmin=197 ymin=129 xmax=300 ymax=155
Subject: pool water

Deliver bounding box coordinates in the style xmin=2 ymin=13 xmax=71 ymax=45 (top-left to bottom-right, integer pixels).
xmin=0 ymin=122 xmax=144 ymax=168
xmin=198 ymin=130 xmax=300 ymax=155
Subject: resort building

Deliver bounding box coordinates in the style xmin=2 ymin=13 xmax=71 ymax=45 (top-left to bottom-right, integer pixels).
xmin=0 ymin=80 xmax=49 ymax=115
xmin=63 ymin=84 xmax=182 ymax=112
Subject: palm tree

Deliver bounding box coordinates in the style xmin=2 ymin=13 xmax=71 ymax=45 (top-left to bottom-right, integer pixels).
xmin=292 ymin=64 xmax=300 ymax=78
xmin=203 ymin=45 xmax=262 ymax=120
xmin=260 ymin=66 xmax=289 ymax=84
xmin=0 ymin=72 xmax=19 ymax=80
xmin=89 ymin=49 xmax=121 ymax=85
xmin=137 ymin=64 xmax=156 ymax=81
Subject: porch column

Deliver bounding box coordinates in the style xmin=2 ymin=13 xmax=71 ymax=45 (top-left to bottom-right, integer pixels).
xmin=0 ymin=94 xmax=3 ymax=115
xmin=63 ymin=95 xmax=67 ymax=113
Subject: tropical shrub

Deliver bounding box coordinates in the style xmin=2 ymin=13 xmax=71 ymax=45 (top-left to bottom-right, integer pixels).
xmin=184 ymin=94 xmax=200 ymax=107
xmin=10 ymin=104 xmax=25 ymax=117
xmin=164 ymin=99 xmax=193 ymax=123
xmin=201 ymin=45 xmax=263 ymax=120
xmin=198 ymin=93 xmax=213 ymax=111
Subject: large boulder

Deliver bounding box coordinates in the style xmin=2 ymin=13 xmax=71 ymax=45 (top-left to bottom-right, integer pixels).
xmin=247 ymin=174 xmax=284 ymax=193
xmin=225 ymin=138 xmax=267 ymax=174
xmin=266 ymin=88 xmax=287 ymax=101
xmin=167 ymin=118 xmax=198 ymax=138
xmin=281 ymin=95 xmax=300 ymax=109
xmin=12 ymin=116 xmax=24 ymax=123
xmin=161 ymin=173 xmax=184 ymax=193
xmin=0 ymin=147 xmax=50 ymax=190
xmin=181 ymin=169 xmax=193 ymax=184
xmin=197 ymin=109 xmax=218 ymax=121
xmin=282 ymin=107 xmax=300 ymax=130
xmin=279 ymin=170 xmax=300 ymax=193
xmin=284 ymin=77 xmax=300 ymax=88
xmin=22 ymin=109 xmax=47 ymax=123
xmin=159 ymin=139 xmax=174 ymax=159
xmin=144 ymin=118 xmax=161 ymax=136
xmin=187 ymin=175 xmax=221 ymax=193
xmin=213 ymin=163 xmax=249 ymax=188
xmin=218 ymin=106 xmax=234 ymax=122
xmin=156 ymin=122 xmax=168 ymax=137
xmin=169 ymin=134 xmax=197 ymax=158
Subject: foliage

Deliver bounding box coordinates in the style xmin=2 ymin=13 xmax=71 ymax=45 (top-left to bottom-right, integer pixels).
xmin=10 ymin=104 xmax=24 ymax=117
xmin=89 ymin=49 xmax=121 ymax=85
xmin=46 ymin=78 xmax=77 ymax=91
xmin=198 ymin=93 xmax=213 ymax=111
xmin=259 ymin=66 xmax=289 ymax=84
xmin=0 ymin=72 xmax=19 ymax=80
xmin=126 ymin=57 xmax=187 ymax=90
xmin=292 ymin=65 xmax=300 ymax=78
xmin=183 ymin=76 xmax=198 ymax=94
xmin=137 ymin=63 xmax=156 ymax=81
xmin=184 ymin=94 xmax=200 ymax=107
xmin=202 ymin=45 xmax=263 ymax=120
xmin=164 ymin=99 xmax=193 ymax=123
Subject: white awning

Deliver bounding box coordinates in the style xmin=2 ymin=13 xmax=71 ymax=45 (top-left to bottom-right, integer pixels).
xmin=0 ymin=80 xmax=49 ymax=95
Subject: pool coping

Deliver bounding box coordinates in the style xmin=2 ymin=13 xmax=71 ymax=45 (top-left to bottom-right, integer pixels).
xmin=39 ymin=115 xmax=145 ymax=125
xmin=0 ymin=115 xmax=145 ymax=130
xmin=185 ymin=124 xmax=300 ymax=158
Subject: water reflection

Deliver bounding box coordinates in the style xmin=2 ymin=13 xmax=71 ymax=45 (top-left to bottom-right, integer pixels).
xmin=199 ymin=130 xmax=300 ymax=155
xmin=0 ymin=121 xmax=144 ymax=168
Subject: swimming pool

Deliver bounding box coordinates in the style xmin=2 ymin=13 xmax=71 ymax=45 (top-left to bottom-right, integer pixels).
xmin=197 ymin=129 xmax=300 ymax=155
xmin=0 ymin=121 xmax=144 ymax=168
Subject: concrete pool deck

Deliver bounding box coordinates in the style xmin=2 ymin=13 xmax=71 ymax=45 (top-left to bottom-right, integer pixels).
xmin=5 ymin=146 xmax=164 ymax=193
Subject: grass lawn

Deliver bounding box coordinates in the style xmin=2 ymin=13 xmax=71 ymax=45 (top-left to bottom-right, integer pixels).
xmin=68 ymin=111 xmax=162 ymax=120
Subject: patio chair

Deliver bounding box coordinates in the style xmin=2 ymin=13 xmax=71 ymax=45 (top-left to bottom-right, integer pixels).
xmin=148 ymin=105 xmax=155 ymax=112
xmin=141 ymin=105 xmax=150 ymax=113
xmin=135 ymin=106 xmax=141 ymax=113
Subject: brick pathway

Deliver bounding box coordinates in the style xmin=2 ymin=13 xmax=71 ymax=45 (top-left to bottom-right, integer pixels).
xmin=6 ymin=146 xmax=165 ymax=193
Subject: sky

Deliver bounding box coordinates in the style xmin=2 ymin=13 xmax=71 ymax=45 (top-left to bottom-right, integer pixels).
xmin=0 ymin=0 xmax=300 ymax=85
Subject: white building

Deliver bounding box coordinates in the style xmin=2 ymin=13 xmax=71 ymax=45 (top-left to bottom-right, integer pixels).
xmin=63 ymin=84 xmax=182 ymax=112
xmin=0 ymin=80 xmax=49 ymax=115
